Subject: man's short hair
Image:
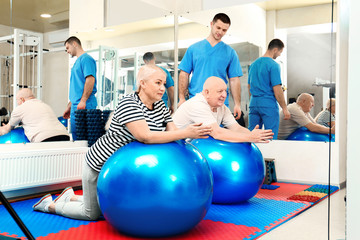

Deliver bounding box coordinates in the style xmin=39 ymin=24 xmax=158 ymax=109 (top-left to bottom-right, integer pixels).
xmin=64 ymin=36 xmax=82 ymax=46
xmin=143 ymin=52 xmax=154 ymax=63
xmin=212 ymin=13 xmax=231 ymax=25
xmin=268 ymin=39 xmax=284 ymax=50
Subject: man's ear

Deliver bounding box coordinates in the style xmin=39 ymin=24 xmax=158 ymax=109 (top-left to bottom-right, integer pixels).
xmin=204 ymin=89 xmax=210 ymax=98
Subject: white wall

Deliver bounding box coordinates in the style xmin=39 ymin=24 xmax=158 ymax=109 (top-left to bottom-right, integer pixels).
xmin=276 ymin=4 xmax=336 ymax=29
xmin=345 ymin=0 xmax=360 ymax=238
xmin=336 ymin=0 xmax=348 ymax=193
xmin=256 ymin=141 xmax=339 ymax=185
xmin=42 ymin=30 xmax=70 ymax=116
xmin=69 ymin=0 xmax=104 ymax=34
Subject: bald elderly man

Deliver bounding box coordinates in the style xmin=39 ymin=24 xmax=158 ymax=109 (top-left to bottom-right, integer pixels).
xmin=277 ymin=93 xmax=335 ymax=140
xmin=173 ymin=76 xmax=273 ymax=143
xmin=0 ymin=88 xmax=69 ymax=142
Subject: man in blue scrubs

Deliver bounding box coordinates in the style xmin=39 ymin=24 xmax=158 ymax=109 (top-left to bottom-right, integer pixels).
xmin=63 ymin=36 xmax=97 ymax=140
xmin=143 ymin=52 xmax=175 ymax=113
xmin=248 ymin=39 xmax=290 ymax=139
xmin=178 ymin=13 xmax=243 ymax=119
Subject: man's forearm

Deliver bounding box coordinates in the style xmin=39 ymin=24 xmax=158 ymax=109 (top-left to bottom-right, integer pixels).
xmin=273 ymin=85 xmax=287 ymax=110
xmin=80 ymin=76 xmax=95 ymax=103
xmin=229 ymin=77 xmax=241 ymax=105
xmin=178 ymin=71 xmax=189 ymax=100
xmin=167 ymin=86 xmax=175 ymax=106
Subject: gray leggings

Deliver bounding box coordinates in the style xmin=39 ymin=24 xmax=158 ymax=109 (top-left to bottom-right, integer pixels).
xmin=55 ymin=162 xmax=102 ymax=220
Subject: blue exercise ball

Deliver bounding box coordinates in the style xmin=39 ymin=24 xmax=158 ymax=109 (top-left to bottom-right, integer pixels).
xmin=0 ymin=127 xmax=30 ymax=144
xmin=286 ymin=127 xmax=334 ymax=142
xmin=97 ymin=140 xmax=213 ymax=238
xmin=190 ymin=137 xmax=265 ymax=204
xmin=58 ymin=116 xmax=68 ymax=128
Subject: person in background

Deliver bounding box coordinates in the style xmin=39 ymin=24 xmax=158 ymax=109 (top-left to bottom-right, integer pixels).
xmin=178 ymin=13 xmax=242 ymax=119
xmin=278 ymin=93 xmax=335 ymax=140
xmin=173 ymin=76 xmax=273 ymax=143
xmin=143 ymin=52 xmax=175 ymax=113
xmin=315 ymin=98 xmax=335 ymax=128
xmin=248 ymin=39 xmax=290 ymax=139
xmin=63 ymin=36 xmax=97 ymax=140
xmin=0 ymin=88 xmax=69 ymax=142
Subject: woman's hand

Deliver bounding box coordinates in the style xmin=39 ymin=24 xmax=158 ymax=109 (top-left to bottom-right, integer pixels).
xmin=184 ymin=123 xmax=212 ymax=139
xmin=249 ymin=125 xmax=274 ymax=143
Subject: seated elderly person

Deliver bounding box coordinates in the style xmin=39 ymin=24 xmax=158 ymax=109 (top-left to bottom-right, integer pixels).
xmin=278 ymin=93 xmax=335 ymax=140
xmin=315 ymin=98 xmax=335 ymax=128
xmin=32 ymin=65 xmax=212 ymax=220
xmin=173 ymin=76 xmax=274 ymax=143
xmin=0 ymin=88 xmax=69 ymax=142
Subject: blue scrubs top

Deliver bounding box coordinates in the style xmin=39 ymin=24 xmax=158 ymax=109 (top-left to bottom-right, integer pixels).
xmin=69 ymin=53 xmax=97 ymax=105
xmin=159 ymin=66 xmax=174 ymax=107
xmin=179 ymin=39 xmax=243 ymax=105
xmin=248 ymin=57 xmax=282 ymax=108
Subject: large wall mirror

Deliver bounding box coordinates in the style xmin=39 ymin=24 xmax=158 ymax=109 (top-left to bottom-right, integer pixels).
xmin=0 ymin=0 xmax=345 ymax=239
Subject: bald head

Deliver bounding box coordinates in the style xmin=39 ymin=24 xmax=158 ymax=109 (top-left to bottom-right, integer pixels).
xmin=17 ymin=88 xmax=34 ymax=100
xmin=16 ymin=88 xmax=35 ymax=105
xmin=203 ymin=76 xmax=227 ymax=92
xmin=296 ymin=93 xmax=314 ymax=113
xmin=296 ymin=93 xmax=313 ymax=103
xmin=202 ymin=76 xmax=227 ymax=109
xmin=136 ymin=65 xmax=166 ymax=92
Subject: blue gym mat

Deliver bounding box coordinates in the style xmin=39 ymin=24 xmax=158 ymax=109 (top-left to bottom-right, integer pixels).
xmin=0 ymin=183 xmax=339 ymax=240
xmin=0 ymin=197 xmax=95 ymax=238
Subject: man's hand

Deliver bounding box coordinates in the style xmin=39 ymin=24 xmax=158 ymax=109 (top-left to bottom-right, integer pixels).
xmin=63 ymin=108 xmax=70 ymax=119
xmin=63 ymin=102 xmax=71 ymax=119
xmin=249 ymin=125 xmax=274 ymax=143
xmin=77 ymin=101 xmax=86 ymax=110
xmin=185 ymin=123 xmax=212 ymax=139
xmin=233 ymin=104 xmax=242 ymax=120
xmin=283 ymin=108 xmax=291 ymax=120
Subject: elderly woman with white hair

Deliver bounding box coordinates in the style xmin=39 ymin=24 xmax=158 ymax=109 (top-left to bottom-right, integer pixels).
xmin=32 ymin=64 xmax=212 ymax=220
xmin=315 ymin=98 xmax=335 ymax=128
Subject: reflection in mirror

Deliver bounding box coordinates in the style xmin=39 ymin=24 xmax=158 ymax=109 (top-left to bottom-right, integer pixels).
xmin=0 ymin=0 xmax=12 ymax=129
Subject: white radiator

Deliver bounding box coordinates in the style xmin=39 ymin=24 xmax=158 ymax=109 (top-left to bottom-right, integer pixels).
xmin=0 ymin=141 xmax=88 ymax=192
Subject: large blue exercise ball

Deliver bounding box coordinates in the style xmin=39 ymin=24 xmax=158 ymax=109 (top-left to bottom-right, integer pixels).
xmin=97 ymin=140 xmax=213 ymax=238
xmin=286 ymin=127 xmax=334 ymax=142
xmin=58 ymin=116 xmax=68 ymax=128
xmin=190 ymin=137 xmax=265 ymax=204
xmin=0 ymin=127 xmax=30 ymax=144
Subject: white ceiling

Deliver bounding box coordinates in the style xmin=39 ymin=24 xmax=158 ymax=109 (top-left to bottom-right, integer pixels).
xmin=0 ymin=0 xmax=335 ymax=34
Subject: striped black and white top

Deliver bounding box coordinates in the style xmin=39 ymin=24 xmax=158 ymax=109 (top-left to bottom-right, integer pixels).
xmin=85 ymin=92 xmax=173 ymax=172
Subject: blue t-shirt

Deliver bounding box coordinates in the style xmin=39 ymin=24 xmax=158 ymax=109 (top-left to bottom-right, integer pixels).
xmin=69 ymin=53 xmax=97 ymax=105
xmin=179 ymin=39 xmax=243 ymax=105
xmin=248 ymin=57 xmax=282 ymax=108
xmin=159 ymin=66 xmax=174 ymax=107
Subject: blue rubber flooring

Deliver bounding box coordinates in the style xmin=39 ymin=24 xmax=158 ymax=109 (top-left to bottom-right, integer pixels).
xmin=0 ymin=197 xmax=95 ymax=238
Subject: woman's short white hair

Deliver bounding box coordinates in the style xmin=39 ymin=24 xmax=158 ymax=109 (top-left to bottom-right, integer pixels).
xmin=136 ymin=65 xmax=166 ymax=91
xmin=326 ymin=98 xmax=335 ymax=110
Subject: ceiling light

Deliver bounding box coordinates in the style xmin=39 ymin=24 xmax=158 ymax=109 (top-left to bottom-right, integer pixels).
xmin=40 ymin=13 xmax=52 ymax=18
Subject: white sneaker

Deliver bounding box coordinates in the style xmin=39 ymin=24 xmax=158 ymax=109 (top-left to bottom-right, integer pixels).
xmin=33 ymin=194 xmax=52 ymax=212
xmin=54 ymin=187 xmax=75 ymax=203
